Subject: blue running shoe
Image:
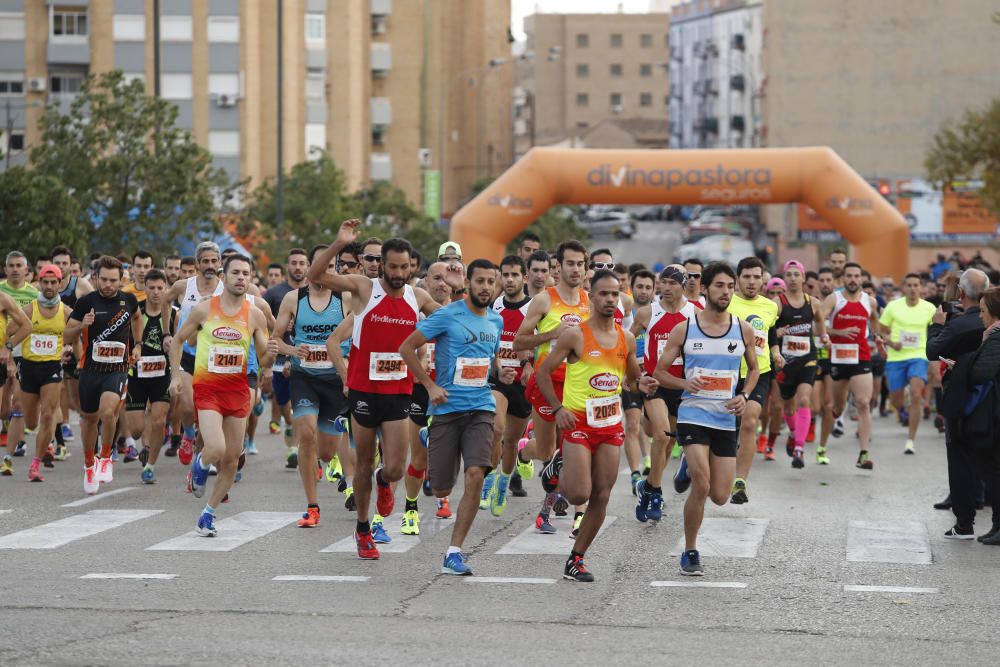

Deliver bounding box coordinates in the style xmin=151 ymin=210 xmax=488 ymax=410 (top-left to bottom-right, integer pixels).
xmin=333 ymin=416 xmax=349 ymax=434
xmin=141 ymin=466 xmax=156 ymax=484
xmin=61 ymin=424 xmax=75 ymax=441
xmin=422 ymin=478 xmax=433 ymax=496
xmin=245 ymin=439 xmax=258 ymax=456
xmin=490 ymin=473 xmax=510 ymax=517
xmin=680 ymin=549 xmax=704 ymax=576
xmin=418 ymin=426 xmax=429 ymax=448
xmin=673 ymin=454 xmax=691 ymax=494
xmin=371 ymin=520 xmax=392 ymax=544
xmin=191 ymin=454 xmax=210 ymax=498
xmin=635 ymin=479 xmax=652 ymax=523
xmin=252 ymin=399 xmax=264 ymax=417
xmin=196 ymin=512 xmax=217 ymax=537
xmin=647 ymin=490 xmax=663 ymax=522
xmin=441 ymin=551 xmax=472 ymax=576
xmin=480 ymin=471 xmax=497 ymax=510
xmin=235 ymin=469 xmax=242 ymax=483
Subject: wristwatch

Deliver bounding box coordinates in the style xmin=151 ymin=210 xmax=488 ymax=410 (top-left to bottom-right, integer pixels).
xmin=741 ymin=392 xmax=750 ymax=402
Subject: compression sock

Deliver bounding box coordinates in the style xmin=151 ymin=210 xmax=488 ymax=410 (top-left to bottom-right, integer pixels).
xmin=794 ymin=407 xmax=811 ymax=447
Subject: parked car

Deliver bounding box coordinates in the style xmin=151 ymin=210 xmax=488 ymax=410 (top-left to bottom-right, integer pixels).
xmin=677 ymin=234 xmax=755 ymax=265
xmin=582 ymin=213 xmax=636 ymax=239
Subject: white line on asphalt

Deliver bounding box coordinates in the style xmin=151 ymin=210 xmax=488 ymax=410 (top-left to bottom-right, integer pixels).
xmin=0 ymin=510 xmax=163 ymax=550
xmin=844 ymin=585 xmax=938 ymax=594
xmin=0 ymin=510 xmax=12 ymax=516
xmin=81 ymin=573 xmax=177 ymax=580
xmin=650 ymin=581 xmax=748 ymax=589
xmin=61 ymin=487 xmax=136 ymax=508
xmin=321 ymin=516 xmax=450 ymax=554
xmin=272 ymin=575 xmax=370 ymax=583
xmin=669 ymin=518 xmax=769 ymax=558
xmin=846 ymin=520 xmax=932 ymax=565
xmin=147 ymin=511 xmax=298 ymax=552
xmin=464 ymin=577 xmax=557 ymax=585
xmin=496 ymin=516 xmax=617 ymax=555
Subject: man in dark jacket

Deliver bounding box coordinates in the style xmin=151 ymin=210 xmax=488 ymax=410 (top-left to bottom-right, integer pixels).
xmin=927 ymin=269 xmax=989 ymax=536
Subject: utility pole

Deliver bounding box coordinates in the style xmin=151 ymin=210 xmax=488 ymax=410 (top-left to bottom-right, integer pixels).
xmin=153 ymin=0 xmax=161 ymax=156
xmin=276 ymin=0 xmax=284 ymax=229
xmin=5 ymin=98 xmax=13 ymax=169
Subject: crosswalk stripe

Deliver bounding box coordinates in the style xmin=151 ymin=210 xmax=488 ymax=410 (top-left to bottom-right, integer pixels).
xmin=844 ymin=584 xmax=938 ymax=594
xmin=464 ymin=577 xmax=557 ymax=584
xmin=61 ymin=487 xmax=136 ymax=508
xmin=669 ymin=518 xmax=769 ymax=558
xmin=495 ymin=516 xmax=617 ymax=555
xmin=272 ymin=575 xmax=369 ymax=582
xmin=651 ymin=580 xmax=748 ymax=589
xmin=81 ymin=573 xmax=177 ymax=580
xmin=146 ymin=511 xmax=298 ymax=552
xmin=0 ymin=510 xmax=163 ymax=550
xmin=846 ymin=520 xmax=931 ymax=565
xmin=320 ymin=516 xmax=451 ymax=554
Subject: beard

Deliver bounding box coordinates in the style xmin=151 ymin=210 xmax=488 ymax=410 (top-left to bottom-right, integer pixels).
xmin=387 ymin=276 xmax=407 ymax=290
xmin=469 ymin=292 xmax=491 ymax=309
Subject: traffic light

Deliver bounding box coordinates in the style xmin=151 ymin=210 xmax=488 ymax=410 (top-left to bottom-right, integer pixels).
xmin=866 ymin=178 xmax=892 ymax=201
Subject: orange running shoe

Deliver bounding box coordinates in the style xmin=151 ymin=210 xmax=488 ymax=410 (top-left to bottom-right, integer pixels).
xmin=764 ymin=448 xmax=775 ymax=461
xmin=756 ymin=434 xmax=767 ymax=454
xmin=355 ymin=530 xmax=380 ymax=559
xmin=436 ymin=497 xmax=452 ymax=519
xmin=805 ymin=420 xmax=816 ymax=443
xmin=315 ymin=462 xmax=323 ymax=482
xmin=297 ymin=506 xmax=320 ymax=527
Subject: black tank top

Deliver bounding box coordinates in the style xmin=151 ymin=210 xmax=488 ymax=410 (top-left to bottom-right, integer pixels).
xmin=60 ymin=276 xmax=78 ymax=308
xmin=777 ymin=293 xmax=815 ymax=360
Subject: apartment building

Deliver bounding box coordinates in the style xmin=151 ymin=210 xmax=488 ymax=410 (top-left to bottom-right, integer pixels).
xmin=0 ymin=0 xmax=512 ymax=216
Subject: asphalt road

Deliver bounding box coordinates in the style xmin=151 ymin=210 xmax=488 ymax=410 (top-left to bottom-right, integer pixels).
xmin=592 ymin=221 xmax=685 ymax=268
xmin=0 ymin=410 xmax=997 ymax=666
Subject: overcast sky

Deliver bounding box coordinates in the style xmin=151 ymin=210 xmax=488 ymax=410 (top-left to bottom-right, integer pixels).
xmin=510 ymin=0 xmax=671 ymax=40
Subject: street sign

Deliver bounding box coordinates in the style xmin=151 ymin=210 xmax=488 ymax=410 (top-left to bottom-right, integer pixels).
xmin=418 ymin=148 xmax=432 ymax=168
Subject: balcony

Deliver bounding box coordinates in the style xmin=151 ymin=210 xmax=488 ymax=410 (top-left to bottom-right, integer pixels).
xmin=371 ymin=0 xmax=392 ymax=16
xmin=730 ymin=73 xmax=745 ymax=92
xmin=697 ymin=117 xmax=719 ymax=134
xmin=371 ymin=43 xmax=391 ymax=76
xmin=731 ymin=33 xmax=745 ymax=51
xmin=370 ymin=97 xmax=392 ymax=127
xmin=47 ymin=41 xmax=90 ymax=65
xmin=731 ymin=115 xmax=746 ymax=133
xmin=370 ymin=153 xmax=392 ymax=181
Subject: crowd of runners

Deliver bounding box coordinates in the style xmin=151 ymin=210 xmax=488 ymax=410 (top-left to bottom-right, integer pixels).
xmin=2 ymin=224 xmax=996 ymax=580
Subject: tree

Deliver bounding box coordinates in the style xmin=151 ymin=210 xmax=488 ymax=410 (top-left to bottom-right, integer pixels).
xmin=30 ymin=70 xmax=237 ymax=257
xmin=0 ymin=167 xmax=83 ymax=261
xmin=925 ymin=97 xmax=1000 ymax=216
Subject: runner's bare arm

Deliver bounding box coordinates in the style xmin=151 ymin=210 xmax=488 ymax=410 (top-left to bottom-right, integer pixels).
xmin=739 ymin=320 xmax=760 ymax=397
xmin=512 ymin=291 xmax=555 ymax=351
xmin=325 ymin=313 xmax=354 ymax=383
xmin=630 ymin=303 xmax=651 ymax=339
xmin=307 ymin=219 xmax=364 ymax=290
xmin=653 ymin=321 xmax=690 ymax=391
xmin=169 ymin=301 xmax=208 ymax=377
xmin=250 ymin=306 xmax=273 ymax=369
xmin=812 ymin=298 xmax=828 ymax=340
xmin=534 ymin=325 xmax=583 ymax=414
xmin=268 ymin=290 xmax=300 ymax=358
xmin=399 ymin=330 xmax=435 ymax=391
xmin=253 ymin=295 xmax=275 ymax=330
xmin=76 ymin=276 xmax=94 ymax=297
xmin=6 ymin=300 xmax=33 ymax=348
xmin=415 ymin=287 xmax=441 ymax=316
xmin=623 ymin=331 xmax=656 ymax=394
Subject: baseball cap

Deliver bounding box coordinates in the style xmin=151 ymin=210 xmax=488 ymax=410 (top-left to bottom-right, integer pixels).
xmin=437 ymin=241 xmax=462 ymax=259
xmin=766 ymin=277 xmax=786 ymax=291
xmin=38 ymin=264 xmax=63 ymax=280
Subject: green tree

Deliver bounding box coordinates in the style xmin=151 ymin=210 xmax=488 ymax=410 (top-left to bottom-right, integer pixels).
xmin=30 ymin=70 xmax=237 ymax=257
xmin=925 ymin=97 xmax=1000 ymax=216
xmin=0 ymin=167 xmax=83 ymax=261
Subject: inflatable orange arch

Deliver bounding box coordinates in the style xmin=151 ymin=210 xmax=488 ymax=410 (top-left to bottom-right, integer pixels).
xmin=450 ymin=147 xmax=910 ymax=280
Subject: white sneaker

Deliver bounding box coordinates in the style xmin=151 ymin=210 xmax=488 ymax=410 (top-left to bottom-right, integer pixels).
xmin=83 ymin=465 xmax=99 ymax=495
xmin=904 ymin=439 xmax=915 ymax=455
xmin=96 ymin=457 xmax=114 ymax=484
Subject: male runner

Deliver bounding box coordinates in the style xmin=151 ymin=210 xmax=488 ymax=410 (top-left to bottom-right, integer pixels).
xmin=879 ymin=272 xmax=936 ymax=454
xmin=535 ymin=270 xmax=654 ymax=581
xmin=683 ymin=258 xmax=706 ymax=307
xmin=169 ymin=254 xmax=270 ymax=535
xmin=1 ymin=251 xmax=39 ymax=463
xmin=399 ymin=259 xmax=512 ymax=575
xmin=813 ymin=267 xmax=839 ymax=450
xmin=526 ymin=251 xmax=551 ymax=298
xmin=518 ymin=233 xmax=542 ymax=262
xmin=656 ymin=261 xmax=758 ymax=576
xmin=727 ymin=256 xmax=779 ymax=504
xmin=179 ymin=256 xmax=197 ymax=280
xmin=829 ymin=248 xmax=848 ymax=288
xmin=624 ymin=269 xmax=656 ymax=486
xmin=307 ymin=220 xmax=442 ymax=560
xmin=64 ymin=256 xmax=143 ymax=495
xmin=358 ymin=237 xmax=383 ymax=280
xmin=122 ymin=250 xmax=153 ymax=303
xmin=51 ymin=246 xmax=93 ymax=450
xmin=822 ymin=262 xmax=881 ymax=470
xmin=163 ymin=255 xmax=182 ymax=285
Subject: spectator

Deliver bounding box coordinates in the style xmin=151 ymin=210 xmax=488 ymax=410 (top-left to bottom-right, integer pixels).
xmin=931 ymin=253 xmax=952 ymax=280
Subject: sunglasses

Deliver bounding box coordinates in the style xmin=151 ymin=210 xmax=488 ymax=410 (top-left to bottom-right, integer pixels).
xmin=687 ymin=273 xmax=701 ymax=279
xmin=591 ymin=262 xmax=614 ymax=270
xmin=362 ymin=255 xmax=382 ymax=263
xmin=338 ymin=260 xmax=360 ymax=270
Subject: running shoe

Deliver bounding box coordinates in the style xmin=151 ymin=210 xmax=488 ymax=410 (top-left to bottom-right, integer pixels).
xmin=630 ymin=471 xmax=641 ymax=496
xmin=208 ymin=463 xmax=218 ymax=476
xmin=12 ymin=441 xmax=26 ymax=457
xmin=934 ymin=414 xmax=945 ymax=434
xmin=509 ymin=471 xmax=527 ymax=497
xmin=268 ymin=420 xmax=281 ymax=435
xmin=53 ymin=444 xmax=70 ymax=461
xmin=191 ymin=454 xmax=210 ymax=498
xmin=422 ymin=478 xmax=433 ymax=497
xmin=418 ymin=426 xmax=429 ymax=448
xmin=370 ymin=518 xmax=392 ymax=544
xmin=196 ymin=512 xmax=218 ymax=537
xmin=490 ymin=474 xmax=510 ymax=517
xmin=355 ymin=531 xmax=380 ymax=560
xmin=516 ymin=438 xmax=534 ymax=480
xmin=792 ymin=447 xmax=805 ymax=469
xmin=673 ymin=454 xmax=691 ymax=494
xmin=178 ymin=435 xmax=194 ymax=465
xmin=123 ymin=445 xmax=140 ymax=463
xmin=333 ymin=416 xmax=349 ymax=434
xmin=436 ymin=497 xmax=452 ymax=519
xmin=344 ymin=487 xmax=356 ymax=511
xmin=635 ymin=479 xmax=652 ymax=522
xmin=679 ymin=549 xmax=704 ymax=576
xmin=401 ymin=509 xmax=420 ymax=535
xmin=0 ymin=457 xmax=12 ymax=476
xmin=647 ymin=491 xmax=664 ymax=522
xmin=756 ymin=434 xmax=767 ymax=453
xmin=671 ymin=443 xmax=682 ymax=459
xmin=480 ymin=470 xmax=497 ymax=510
xmin=285 ymin=447 xmax=298 ymax=470
xmin=297 ymin=506 xmax=320 ymax=528
xmin=904 ymin=439 xmax=915 ymax=455
xmin=28 ymin=458 xmax=42 ymax=482
xmin=943 ymin=525 xmax=975 ymax=540
xmin=535 ymin=513 xmax=556 ymax=534
xmin=138 ymin=446 xmax=149 ymax=466
xmin=83 ymin=465 xmax=99 ymax=495
xmin=326 ymin=455 xmax=343 ymax=483
xmin=856 ymin=450 xmax=874 ymax=470
xmin=730 ymin=477 xmax=749 ymax=504
xmin=375 ymin=471 xmax=395 ymax=517
xmin=141 ymin=466 xmax=156 ymax=484
xmin=553 ymin=494 xmax=569 ymax=517
xmin=832 ymin=416 xmax=844 ymax=438
xmin=283 ymin=426 xmax=294 ymax=448
xmin=764 ymin=447 xmax=775 ymax=461
xmin=97 ymin=457 xmax=114 ymax=484
xmin=42 ymin=444 xmax=55 ymax=467
xmin=164 ymin=442 xmax=178 ymax=458
xmin=898 ymin=409 xmax=909 ymax=426
xmin=541 ymin=450 xmax=562 ymax=493
xmin=563 ymin=554 xmax=594 ymax=582
xmin=185 ymin=470 xmax=194 ymax=494
xmin=816 ymin=447 xmax=831 ymax=465
xmin=805 ymin=420 xmax=816 ymax=443
xmin=115 ymin=437 xmax=125 ymax=455
xmin=337 ymin=475 xmax=347 ymax=493
xmin=571 ymin=512 xmax=584 ymax=537
xmin=785 ymin=436 xmax=795 ymax=458
xmin=442 ymin=551 xmax=472 ymax=576
xmin=61 ymin=424 xmax=75 ymax=441
xmin=252 ymin=399 xmax=265 ymax=417
xmin=245 ymin=439 xmax=258 ymax=455
xmin=642 ymin=455 xmax=651 ymax=476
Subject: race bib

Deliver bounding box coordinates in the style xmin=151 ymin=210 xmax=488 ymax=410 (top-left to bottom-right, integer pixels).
xmin=831 ymin=343 xmax=859 ymax=364
xmin=369 ymin=352 xmax=407 ymax=381
xmin=900 ymin=331 xmax=921 ymax=349
xmin=137 ymin=355 xmax=167 ymax=378
xmin=753 ymin=329 xmax=768 ymax=353
xmin=426 ymin=342 xmax=436 ymax=372
xmin=208 ymin=345 xmax=245 ymax=374
xmin=657 ymin=338 xmax=683 ymax=366
xmin=92 ymin=341 xmax=126 ymax=364
xmin=585 ymin=394 xmax=622 ymax=428
xmin=497 ymin=340 xmax=520 ymax=368
xmin=300 ymin=344 xmax=332 ymax=370
xmin=454 ymin=356 xmax=490 ymax=387
xmin=29 ymin=334 xmax=59 ymax=357
xmin=782 ymin=335 xmax=811 ymax=358
xmin=691 ymin=367 xmax=738 ymax=399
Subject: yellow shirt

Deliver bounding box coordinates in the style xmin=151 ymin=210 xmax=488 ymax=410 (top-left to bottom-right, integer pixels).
xmin=22 ymin=301 xmax=65 ymax=362
xmin=727 ymin=293 xmax=778 ymax=376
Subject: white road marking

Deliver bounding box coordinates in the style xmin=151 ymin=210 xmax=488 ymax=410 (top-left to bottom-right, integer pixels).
xmin=272 ymin=575 xmax=369 ymax=583
xmin=669 ymin=518 xmax=769 ymax=558
xmin=0 ymin=510 xmax=162 ymax=550
xmin=81 ymin=573 xmax=177 ymax=580
xmin=651 ymin=580 xmax=748 ymax=589
xmin=147 ymin=511 xmax=298 ymax=552
xmin=496 ymin=516 xmax=617 ymax=555
xmin=847 ymin=520 xmax=931 ymax=565
xmin=464 ymin=577 xmax=557 ymax=585
xmin=321 ymin=516 xmax=450 ymax=554
xmin=844 ymin=585 xmax=938 ymax=594
xmin=61 ymin=487 xmax=136 ymax=508
xmin=0 ymin=510 xmax=12 ymax=516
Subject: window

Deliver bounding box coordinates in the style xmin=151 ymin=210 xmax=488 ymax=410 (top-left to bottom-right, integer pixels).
xmin=161 ymin=73 xmax=192 ymax=99
xmin=209 ymin=130 xmax=240 ymax=156
xmin=208 ymin=73 xmax=239 ymax=96
xmin=306 ymin=124 xmax=326 ymax=155
xmin=609 ymin=63 xmax=622 ymax=77
xmin=305 ymin=73 xmax=325 ymax=99
xmin=0 ymin=74 xmax=24 ymax=96
xmin=0 ymin=13 xmax=25 ymax=40
xmin=207 ymin=16 xmax=239 ymax=43
xmin=610 ymin=92 xmax=622 ymax=108
xmin=576 ymin=93 xmax=589 ymax=107
xmin=610 ymin=33 xmax=622 ymax=48
xmin=50 ymin=74 xmax=84 ymax=96
xmin=640 ymin=33 xmax=652 ymax=47
xmin=113 ymin=15 xmax=144 ymax=41
xmin=640 ymin=93 xmax=652 ymax=107
xmin=665 ymin=34 xmax=670 ymax=47
xmin=664 ymin=94 xmax=670 ymax=108
xmin=576 ymin=63 xmax=589 ymax=77
xmin=306 ymin=14 xmax=325 ymax=43
xmin=640 ymin=63 xmax=652 ymax=77
xmin=6 ymin=131 xmax=25 ymax=152
xmin=122 ymin=72 xmax=145 ymax=87
xmin=161 ymin=15 xmax=192 ymax=41
xmin=576 ymin=33 xmax=589 ymax=48
xmin=52 ymin=8 xmax=88 ymax=38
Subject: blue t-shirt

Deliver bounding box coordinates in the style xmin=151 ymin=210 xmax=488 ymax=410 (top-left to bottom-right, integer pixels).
xmin=416 ymin=300 xmax=503 ymax=416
